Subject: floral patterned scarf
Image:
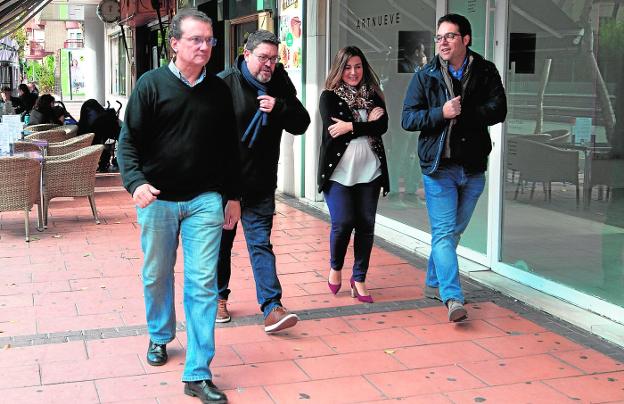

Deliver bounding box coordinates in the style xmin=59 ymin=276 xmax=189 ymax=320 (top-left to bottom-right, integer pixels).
xmin=334 ymin=82 xmax=374 ymax=122
xmin=333 ymin=82 xmax=386 ymax=163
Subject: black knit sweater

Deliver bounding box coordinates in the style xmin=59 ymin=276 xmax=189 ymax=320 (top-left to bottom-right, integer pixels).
xmin=118 ymin=66 xmax=241 ymax=201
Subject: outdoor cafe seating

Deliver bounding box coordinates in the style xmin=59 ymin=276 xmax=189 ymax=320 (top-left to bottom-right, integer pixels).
xmin=2 ymin=113 xmax=102 ymax=238
xmin=41 ymin=144 xmax=104 ymax=227
xmin=24 ymin=128 xmax=70 ymax=143
xmin=47 ymin=133 xmax=94 ymax=156
xmin=24 ymin=123 xmax=60 ymax=132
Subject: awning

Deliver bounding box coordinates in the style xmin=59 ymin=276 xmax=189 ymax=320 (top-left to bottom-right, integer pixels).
xmin=0 ymin=0 xmax=54 ymax=39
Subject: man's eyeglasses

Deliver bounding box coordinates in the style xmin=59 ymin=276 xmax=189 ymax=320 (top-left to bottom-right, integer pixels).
xmin=434 ymin=32 xmax=462 ymax=43
xmin=253 ymin=53 xmax=280 ymax=64
xmin=183 ymin=36 xmax=218 ymax=47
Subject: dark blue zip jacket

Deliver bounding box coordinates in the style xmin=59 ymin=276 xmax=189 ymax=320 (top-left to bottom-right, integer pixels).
xmin=401 ymin=49 xmax=507 ymax=175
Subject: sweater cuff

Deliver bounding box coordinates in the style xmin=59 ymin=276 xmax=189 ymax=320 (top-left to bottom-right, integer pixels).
xmin=126 ymin=180 xmax=148 ymax=197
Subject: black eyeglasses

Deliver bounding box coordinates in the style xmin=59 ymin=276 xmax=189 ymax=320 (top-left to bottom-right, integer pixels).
xmin=183 ymin=36 xmax=218 ymax=47
xmin=253 ymin=53 xmax=280 ymax=64
xmin=434 ymin=32 xmax=462 ymax=43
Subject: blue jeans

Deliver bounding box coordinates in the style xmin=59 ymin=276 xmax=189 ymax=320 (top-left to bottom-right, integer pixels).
xmin=422 ymin=163 xmax=485 ymax=304
xmin=217 ymin=192 xmax=283 ymax=318
xmin=323 ymin=179 xmax=381 ymax=282
xmin=137 ymin=192 xmax=223 ymax=382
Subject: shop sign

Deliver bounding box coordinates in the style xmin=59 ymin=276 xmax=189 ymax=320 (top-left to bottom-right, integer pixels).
xmin=355 ymin=13 xmax=401 ymax=30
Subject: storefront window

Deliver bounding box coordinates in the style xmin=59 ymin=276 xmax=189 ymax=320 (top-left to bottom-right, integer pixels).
xmin=502 ymin=0 xmax=624 ymax=307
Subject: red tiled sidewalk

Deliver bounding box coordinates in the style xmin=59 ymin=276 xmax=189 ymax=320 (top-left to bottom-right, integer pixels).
xmin=0 ymin=174 xmax=622 ymax=403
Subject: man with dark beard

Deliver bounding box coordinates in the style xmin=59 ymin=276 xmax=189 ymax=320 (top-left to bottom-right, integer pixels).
xmin=216 ymin=30 xmax=310 ymax=332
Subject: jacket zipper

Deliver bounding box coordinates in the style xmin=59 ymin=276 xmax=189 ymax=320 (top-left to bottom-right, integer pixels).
xmin=426 ymin=81 xmax=450 ymax=175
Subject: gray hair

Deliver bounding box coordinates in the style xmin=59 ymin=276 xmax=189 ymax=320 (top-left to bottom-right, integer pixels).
xmin=244 ymin=30 xmax=280 ymax=51
xmin=168 ymin=8 xmax=213 ymax=42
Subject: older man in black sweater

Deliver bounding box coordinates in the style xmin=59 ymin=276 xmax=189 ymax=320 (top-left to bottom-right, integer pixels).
xmin=118 ymin=8 xmax=239 ymax=404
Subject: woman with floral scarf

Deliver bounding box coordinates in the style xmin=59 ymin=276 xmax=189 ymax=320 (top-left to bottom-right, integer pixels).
xmin=317 ymin=46 xmax=390 ymax=303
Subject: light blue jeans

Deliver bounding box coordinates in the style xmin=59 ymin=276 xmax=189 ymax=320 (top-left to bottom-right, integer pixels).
xmin=137 ymin=191 xmax=223 ymax=382
xmin=423 ymin=163 xmax=485 ymax=304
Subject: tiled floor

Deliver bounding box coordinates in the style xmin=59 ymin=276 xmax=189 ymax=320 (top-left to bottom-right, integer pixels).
xmin=0 ymin=173 xmax=623 ymax=403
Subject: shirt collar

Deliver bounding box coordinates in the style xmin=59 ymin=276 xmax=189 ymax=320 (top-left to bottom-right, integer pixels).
xmin=168 ymin=60 xmax=206 ymax=87
xmin=448 ymin=55 xmax=468 ymax=80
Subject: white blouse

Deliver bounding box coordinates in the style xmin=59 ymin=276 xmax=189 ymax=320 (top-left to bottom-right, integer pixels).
xmin=330 ymin=109 xmax=381 ymax=186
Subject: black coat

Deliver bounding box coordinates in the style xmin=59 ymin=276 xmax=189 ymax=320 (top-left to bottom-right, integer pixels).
xmin=218 ymin=56 xmax=310 ymax=199
xmin=401 ymin=49 xmax=507 ymax=175
xmin=317 ymin=89 xmax=390 ymax=195
xmin=15 ymin=93 xmax=35 ymax=115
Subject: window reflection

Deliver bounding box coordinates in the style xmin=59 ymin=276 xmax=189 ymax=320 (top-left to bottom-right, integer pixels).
xmin=502 ymin=0 xmax=624 ymax=306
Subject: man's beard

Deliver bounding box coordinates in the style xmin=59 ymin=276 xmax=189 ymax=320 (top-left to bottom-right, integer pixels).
xmin=256 ymin=71 xmax=272 ymax=83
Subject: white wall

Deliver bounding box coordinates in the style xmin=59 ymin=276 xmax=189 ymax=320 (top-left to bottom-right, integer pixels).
xmin=83 ymin=4 xmax=105 ymax=104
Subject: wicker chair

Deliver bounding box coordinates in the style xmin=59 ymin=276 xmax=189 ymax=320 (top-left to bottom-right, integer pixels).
xmin=25 ymin=129 xmax=69 ymax=143
xmin=25 ymin=123 xmax=60 ymax=132
xmin=47 ymin=133 xmax=95 ymax=156
xmin=13 ymin=141 xmax=41 ymax=153
xmin=0 ymin=156 xmax=42 ymax=241
xmin=42 ymin=145 xmax=104 ymax=227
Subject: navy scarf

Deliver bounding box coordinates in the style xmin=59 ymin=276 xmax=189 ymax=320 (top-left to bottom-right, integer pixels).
xmin=241 ymin=61 xmax=269 ymax=148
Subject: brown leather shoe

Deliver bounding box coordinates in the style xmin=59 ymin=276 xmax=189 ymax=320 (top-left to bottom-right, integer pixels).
xmin=264 ymin=306 xmax=298 ymax=333
xmin=216 ymin=299 xmax=231 ymax=323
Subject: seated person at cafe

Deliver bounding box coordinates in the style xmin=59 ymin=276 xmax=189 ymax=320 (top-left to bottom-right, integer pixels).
xmin=52 ymin=105 xmax=67 ymax=125
xmin=28 ymin=81 xmax=39 ymax=97
xmin=29 ymin=94 xmax=61 ymax=126
xmin=1 ymin=86 xmax=20 ymax=111
xmin=15 ymin=84 xmax=36 ymax=115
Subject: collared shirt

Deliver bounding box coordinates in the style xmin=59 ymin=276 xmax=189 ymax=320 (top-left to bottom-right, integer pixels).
xmin=448 ymin=56 xmax=468 ymax=80
xmin=168 ymin=60 xmax=206 ymax=87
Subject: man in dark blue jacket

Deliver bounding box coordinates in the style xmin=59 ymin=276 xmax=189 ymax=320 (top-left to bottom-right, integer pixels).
xmin=216 ymin=30 xmax=311 ymax=332
xmin=402 ymin=14 xmax=507 ymax=322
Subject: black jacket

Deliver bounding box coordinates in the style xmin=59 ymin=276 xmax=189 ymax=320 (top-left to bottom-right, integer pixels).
xmin=218 ymin=56 xmax=310 ymax=199
xmin=401 ymin=49 xmax=507 ymax=174
xmin=15 ymin=93 xmax=36 ymax=115
xmin=317 ymin=89 xmax=390 ymax=195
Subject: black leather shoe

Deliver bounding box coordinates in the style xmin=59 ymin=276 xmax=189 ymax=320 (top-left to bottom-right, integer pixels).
xmin=184 ymin=380 xmax=228 ymax=403
xmin=146 ymin=340 xmax=168 ymax=366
